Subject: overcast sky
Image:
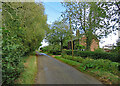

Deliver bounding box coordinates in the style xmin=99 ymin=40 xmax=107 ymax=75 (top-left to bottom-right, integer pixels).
xmin=35 ymin=1 xmax=119 ymax=48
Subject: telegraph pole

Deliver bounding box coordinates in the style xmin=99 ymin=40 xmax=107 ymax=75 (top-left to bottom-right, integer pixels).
xmin=69 ymin=17 xmax=74 ymax=58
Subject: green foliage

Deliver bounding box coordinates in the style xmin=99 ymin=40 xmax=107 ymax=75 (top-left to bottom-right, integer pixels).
xmin=61 ymin=2 xmax=111 ymax=50
xmin=62 ymin=54 xmax=84 ymax=63
xmin=30 ymin=51 xmax=36 ymax=56
xmin=64 ymin=50 xmax=119 ymax=62
xmin=62 ymin=55 xmax=119 ymax=75
xmin=89 ymin=70 xmax=120 ymax=84
xmin=41 ymin=45 xmax=61 ymax=55
xmin=55 ymin=55 xmax=120 ymax=84
xmin=63 ymin=55 xmax=73 ymax=60
xmin=61 ymin=49 xmax=67 ymax=57
xmin=72 ymin=57 xmax=84 ymax=63
xmin=46 ymin=20 xmax=70 ymax=52
xmin=94 ymin=48 xmax=105 ymax=52
xmin=114 ymin=41 xmax=120 ymax=53
xmin=80 ymin=58 xmax=119 ymax=75
xmin=75 ymin=44 xmax=85 ymax=50
xmin=2 ymin=2 xmax=48 ymax=84
xmin=55 ymin=56 xmax=80 ymax=66
xmin=15 ymin=56 xmax=37 ymax=84
xmin=2 ymin=57 xmax=24 ymax=84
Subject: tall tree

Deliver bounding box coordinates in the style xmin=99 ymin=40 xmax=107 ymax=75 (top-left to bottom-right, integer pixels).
xmin=46 ymin=20 xmax=70 ymax=52
xmin=2 ymin=2 xmax=48 ymax=84
xmin=61 ymin=2 xmax=114 ymax=51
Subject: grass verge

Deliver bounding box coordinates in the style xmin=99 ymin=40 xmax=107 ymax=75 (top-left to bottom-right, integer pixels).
xmin=15 ymin=55 xmax=37 ymax=84
xmin=54 ymin=55 xmax=120 ymax=84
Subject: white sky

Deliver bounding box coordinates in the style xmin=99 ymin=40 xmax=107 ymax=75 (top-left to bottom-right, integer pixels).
xmin=99 ymin=30 xmax=118 ymax=48
xmin=40 ymin=39 xmax=49 ymax=48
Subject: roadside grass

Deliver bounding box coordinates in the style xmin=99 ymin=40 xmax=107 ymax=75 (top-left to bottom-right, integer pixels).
xmin=15 ymin=55 xmax=37 ymax=84
xmin=88 ymin=69 xmax=120 ymax=84
xmin=54 ymin=56 xmax=120 ymax=84
xmin=55 ymin=56 xmax=80 ymax=66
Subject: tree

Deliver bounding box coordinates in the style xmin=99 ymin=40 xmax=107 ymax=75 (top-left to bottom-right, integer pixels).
xmin=103 ymin=1 xmax=119 ymax=30
xmin=46 ymin=20 xmax=70 ymax=52
xmin=61 ymin=2 xmax=116 ymax=51
xmin=2 ymin=2 xmax=48 ymax=84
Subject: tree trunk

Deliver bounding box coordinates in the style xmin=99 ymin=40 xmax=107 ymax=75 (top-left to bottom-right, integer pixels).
xmin=72 ymin=37 xmax=74 ymax=57
xmin=86 ymin=31 xmax=92 ymax=51
xmin=86 ymin=5 xmax=93 ymax=51
xmin=86 ymin=36 xmax=91 ymax=51
xmin=61 ymin=40 xmax=63 ymax=52
xmin=69 ymin=17 xmax=74 ymax=58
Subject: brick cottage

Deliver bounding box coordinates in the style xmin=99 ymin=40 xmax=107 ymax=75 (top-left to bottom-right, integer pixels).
xmin=68 ymin=31 xmax=99 ymax=51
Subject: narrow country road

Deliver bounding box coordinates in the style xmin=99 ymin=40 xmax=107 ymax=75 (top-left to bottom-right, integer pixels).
xmin=35 ymin=53 xmax=103 ymax=84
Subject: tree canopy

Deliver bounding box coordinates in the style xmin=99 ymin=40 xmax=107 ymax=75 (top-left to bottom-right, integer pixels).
xmin=61 ymin=1 xmax=119 ymax=50
xmin=2 ymin=2 xmax=48 ymax=84
xmin=46 ymin=20 xmax=70 ymax=51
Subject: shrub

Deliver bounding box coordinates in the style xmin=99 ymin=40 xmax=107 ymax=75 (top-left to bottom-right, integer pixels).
xmin=80 ymin=58 xmax=119 ymax=75
xmin=63 ymin=55 xmax=73 ymax=60
xmin=55 ymin=55 xmax=120 ymax=84
xmin=52 ymin=51 xmax=61 ymax=55
xmin=72 ymin=57 xmax=84 ymax=63
xmin=94 ymin=48 xmax=105 ymax=52
xmin=75 ymin=44 xmax=85 ymax=50
xmin=2 ymin=42 xmax=25 ymax=84
xmin=2 ymin=57 xmax=24 ymax=85
xmin=41 ymin=45 xmax=61 ymax=55
xmin=54 ymin=56 xmax=80 ymax=66
xmin=2 ymin=2 xmax=48 ymax=85
xmin=61 ymin=55 xmax=120 ymax=75
xmin=64 ymin=50 xmax=119 ymax=62
xmin=61 ymin=49 xmax=66 ymax=57
xmin=62 ymin=55 xmax=84 ymax=63
xmin=41 ymin=46 xmax=49 ymax=52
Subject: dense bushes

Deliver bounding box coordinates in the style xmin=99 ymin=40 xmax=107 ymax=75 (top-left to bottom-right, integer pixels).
xmin=55 ymin=55 xmax=120 ymax=84
xmin=80 ymin=58 xmax=119 ymax=75
xmin=2 ymin=57 xmax=24 ymax=84
xmin=41 ymin=45 xmax=61 ymax=55
xmin=61 ymin=55 xmax=119 ymax=75
xmin=2 ymin=32 xmax=25 ymax=84
xmin=2 ymin=2 xmax=48 ymax=84
xmin=64 ymin=50 xmax=119 ymax=62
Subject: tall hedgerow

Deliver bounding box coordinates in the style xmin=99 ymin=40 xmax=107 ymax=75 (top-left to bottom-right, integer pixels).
xmin=2 ymin=2 xmax=48 ymax=84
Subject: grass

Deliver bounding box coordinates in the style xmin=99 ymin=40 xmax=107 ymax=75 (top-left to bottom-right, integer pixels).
xmin=88 ymin=69 xmax=120 ymax=84
xmin=15 ymin=55 xmax=37 ymax=84
xmin=55 ymin=56 xmax=80 ymax=66
xmin=54 ymin=56 xmax=120 ymax=84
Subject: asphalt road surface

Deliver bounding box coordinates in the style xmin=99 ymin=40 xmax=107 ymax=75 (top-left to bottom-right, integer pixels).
xmin=35 ymin=53 xmax=103 ymax=84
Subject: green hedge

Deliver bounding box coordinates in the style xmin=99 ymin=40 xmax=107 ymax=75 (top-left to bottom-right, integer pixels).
xmin=58 ymin=55 xmax=120 ymax=76
xmin=2 ymin=2 xmax=48 ymax=84
xmin=64 ymin=50 xmax=119 ymax=62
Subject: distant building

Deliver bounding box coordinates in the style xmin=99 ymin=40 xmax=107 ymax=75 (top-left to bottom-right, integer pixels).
xmin=103 ymin=44 xmax=116 ymax=52
xmin=68 ymin=30 xmax=99 ymax=51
